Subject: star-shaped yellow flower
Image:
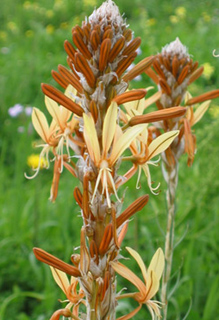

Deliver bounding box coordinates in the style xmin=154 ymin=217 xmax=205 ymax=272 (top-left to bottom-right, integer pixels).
xmin=111 ymin=247 xmax=165 ymax=320
xmin=83 ymin=101 xmax=146 ymax=207
xmin=49 ymin=267 xmax=85 ymax=319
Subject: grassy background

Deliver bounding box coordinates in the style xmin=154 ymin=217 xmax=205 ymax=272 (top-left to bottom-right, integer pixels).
xmin=0 ymin=0 xmax=219 ymax=319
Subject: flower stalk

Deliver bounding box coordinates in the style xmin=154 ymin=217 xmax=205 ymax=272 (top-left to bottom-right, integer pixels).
xmin=160 ymin=161 xmax=178 ymax=319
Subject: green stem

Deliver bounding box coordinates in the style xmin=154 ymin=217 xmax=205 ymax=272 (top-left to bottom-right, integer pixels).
xmin=161 ymin=163 xmax=178 ymax=320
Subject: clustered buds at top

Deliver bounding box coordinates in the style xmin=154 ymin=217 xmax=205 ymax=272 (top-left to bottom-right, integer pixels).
xmin=43 ymin=0 xmax=153 ymax=119
xmin=145 ymin=37 xmax=219 ymax=166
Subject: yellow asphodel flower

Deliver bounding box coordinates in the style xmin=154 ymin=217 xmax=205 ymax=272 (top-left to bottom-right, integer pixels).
xmin=25 ymin=107 xmax=58 ymax=179
xmin=83 ymin=101 xmax=146 ymax=207
xmin=111 ymin=247 xmax=165 ymax=320
xmin=49 ymin=267 xmax=85 ymax=319
xmin=119 ymin=128 xmax=179 ymax=194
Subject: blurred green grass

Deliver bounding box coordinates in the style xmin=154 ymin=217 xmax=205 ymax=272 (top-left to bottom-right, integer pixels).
xmin=1 ymin=0 xmax=219 ymax=319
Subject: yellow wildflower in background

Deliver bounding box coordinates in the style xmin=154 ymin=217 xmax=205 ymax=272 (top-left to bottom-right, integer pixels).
xmin=209 ymin=104 xmax=219 ymax=119
xmin=175 ymin=6 xmax=186 ymax=18
xmin=7 ymin=22 xmax=19 ymax=33
xmin=202 ymin=62 xmax=215 ymax=80
xmin=60 ymin=22 xmax=69 ymax=29
xmin=0 ymin=31 xmax=7 ymax=40
xmin=46 ymin=24 xmax=55 ymax=34
xmin=23 ymin=1 xmax=31 ymax=9
xmin=25 ymin=30 xmax=34 ymax=38
xmin=46 ymin=10 xmax=54 ymax=18
xmin=83 ymin=0 xmax=97 ymax=7
xmin=54 ymin=0 xmax=64 ymax=10
xmin=27 ymin=154 xmax=48 ymax=170
xmin=147 ymin=18 xmax=156 ymax=27
xmin=202 ymin=12 xmax=211 ymax=22
xmin=169 ymin=15 xmax=179 ymax=24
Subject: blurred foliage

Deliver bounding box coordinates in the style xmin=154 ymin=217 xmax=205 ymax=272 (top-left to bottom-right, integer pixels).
xmin=0 ymin=0 xmax=219 ymax=319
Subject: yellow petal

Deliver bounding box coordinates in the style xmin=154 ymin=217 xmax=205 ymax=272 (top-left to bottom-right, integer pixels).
xmin=110 ymin=124 xmax=146 ymax=165
xmin=102 ymin=102 xmax=118 ymax=157
xmin=148 ymin=248 xmax=165 ymax=282
xmin=63 ymin=85 xmax=77 ymax=122
xmin=125 ymin=247 xmax=148 ymax=284
xmin=123 ymin=97 xmax=144 ymax=116
xmin=191 ymin=100 xmax=210 ymax=126
xmin=111 ymin=261 xmax=145 ymax=294
xmin=83 ymin=113 xmax=101 ymax=164
xmin=144 ymin=91 xmax=162 ymax=110
xmin=45 ymin=96 xmax=64 ymax=129
xmin=50 ymin=267 xmax=70 ymax=296
xmin=32 ymin=107 xmax=50 ymax=142
xmin=145 ymin=270 xmax=159 ymax=301
xmin=148 ymin=130 xmax=179 ymax=160
xmin=184 ymin=91 xmax=192 ymax=104
xmin=64 ymin=84 xmax=77 ymax=100
xmin=142 ymin=164 xmax=160 ymax=195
